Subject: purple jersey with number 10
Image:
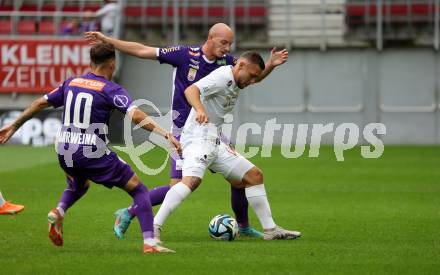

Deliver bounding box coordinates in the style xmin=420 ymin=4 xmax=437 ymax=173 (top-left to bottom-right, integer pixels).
xmin=157 ymin=45 xmax=236 ymax=135
xmin=44 ymin=72 xmax=136 ymax=188
xmin=45 ymin=72 xmax=135 ymax=150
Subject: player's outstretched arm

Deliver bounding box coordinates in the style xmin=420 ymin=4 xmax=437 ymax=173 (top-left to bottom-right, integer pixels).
xmin=84 ymin=31 xmax=158 ymax=60
xmin=184 ymin=85 xmax=209 ymax=124
xmin=128 ymin=108 xmax=182 ymax=155
xmin=0 ymin=97 xmax=50 ymax=144
xmin=256 ymin=47 xmax=289 ymax=83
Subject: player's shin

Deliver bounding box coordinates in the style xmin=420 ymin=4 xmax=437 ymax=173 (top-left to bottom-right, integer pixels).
xmin=149 ymin=185 xmax=171 ymax=206
xmin=230 ymin=186 xmax=249 ymax=227
xmin=125 ymin=184 xmax=171 ymax=220
xmin=57 ymin=178 xmax=89 ymax=216
xmin=153 ymin=182 xmax=191 ymax=227
xmin=128 ymin=183 xmax=155 ymax=244
xmin=245 ymin=184 xmax=277 ymax=230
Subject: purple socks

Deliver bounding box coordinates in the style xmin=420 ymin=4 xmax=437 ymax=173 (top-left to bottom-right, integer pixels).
xmin=128 ymin=184 xmax=170 ymax=218
xmin=57 ymin=177 xmax=89 ymax=212
xmin=126 ymin=185 xmax=251 ymax=229
xmin=231 ymin=186 xmax=249 ymax=228
xmin=128 ymin=183 xmax=154 ymax=237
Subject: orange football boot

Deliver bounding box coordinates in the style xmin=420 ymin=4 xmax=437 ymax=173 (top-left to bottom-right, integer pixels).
xmin=143 ymin=243 xmax=175 ymax=253
xmin=0 ymin=201 xmax=24 ymax=215
xmin=47 ymin=208 xmax=64 ymax=246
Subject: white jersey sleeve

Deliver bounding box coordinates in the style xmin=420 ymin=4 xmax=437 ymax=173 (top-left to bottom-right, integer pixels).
xmin=194 ymin=66 xmax=232 ymax=97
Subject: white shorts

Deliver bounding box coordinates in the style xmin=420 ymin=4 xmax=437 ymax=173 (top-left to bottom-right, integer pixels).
xmin=181 ymin=137 xmax=254 ymax=181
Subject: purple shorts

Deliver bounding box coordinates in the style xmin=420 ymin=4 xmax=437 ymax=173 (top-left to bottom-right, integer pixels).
xmin=170 ymin=135 xmax=182 ymax=179
xmin=58 ymin=150 xmax=134 ymax=189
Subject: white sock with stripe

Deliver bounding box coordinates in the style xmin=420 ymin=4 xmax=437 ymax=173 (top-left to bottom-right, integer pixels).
xmin=245 ymin=184 xmax=276 ymax=230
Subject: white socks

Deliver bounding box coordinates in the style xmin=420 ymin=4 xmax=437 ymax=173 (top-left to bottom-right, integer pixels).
xmin=153 ymin=182 xmax=276 ymax=231
xmin=56 ymin=206 xmax=65 ymax=217
xmin=154 ymin=182 xmax=192 ymax=227
xmin=245 ymin=184 xmax=276 ymax=230
xmin=144 ymin=238 xmax=157 ymax=246
xmin=0 ymin=191 xmax=5 ymax=207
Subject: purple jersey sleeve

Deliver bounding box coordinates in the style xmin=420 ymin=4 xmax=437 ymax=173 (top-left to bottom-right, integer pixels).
xmin=44 ymin=81 xmax=68 ymax=108
xmin=157 ymin=45 xmax=187 ymax=67
xmin=107 ymin=86 xmax=135 ymax=114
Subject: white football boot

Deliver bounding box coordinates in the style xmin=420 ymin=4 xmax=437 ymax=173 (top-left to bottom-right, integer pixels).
xmin=263 ymin=226 xmax=301 ymax=240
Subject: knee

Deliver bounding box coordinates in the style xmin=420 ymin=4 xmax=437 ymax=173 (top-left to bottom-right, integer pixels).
xmin=130 ymin=174 xmax=140 ymax=184
xmin=124 ymin=174 xmax=142 ymax=193
xmin=243 ymin=166 xmax=264 ymax=186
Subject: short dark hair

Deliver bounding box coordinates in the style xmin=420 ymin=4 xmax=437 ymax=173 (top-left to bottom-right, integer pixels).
xmin=240 ymin=51 xmax=265 ymax=71
xmin=90 ymin=43 xmax=115 ymax=65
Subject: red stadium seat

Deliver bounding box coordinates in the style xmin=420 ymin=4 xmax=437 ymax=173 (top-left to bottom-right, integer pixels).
xmin=0 ymin=20 xmax=12 ymax=34
xmin=124 ymin=5 xmax=267 ymax=18
xmin=41 ymin=5 xmax=56 ymax=12
xmin=62 ymin=6 xmax=80 ymax=12
xmin=17 ymin=20 xmax=36 ymax=34
xmin=20 ymin=4 xmax=38 ymax=12
xmin=84 ymin=5 xmax=101 ymax=12
xmin=0 ymin=5 xmax=13 ymax=12
xmin=39 ymin=20 xmax=55 ymax=35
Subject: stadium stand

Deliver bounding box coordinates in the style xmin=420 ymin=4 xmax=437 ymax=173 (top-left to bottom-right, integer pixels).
xmin=268 ymin=0 xmax=346 ymax=48
xmin=0 ymin=0 xmax=266 ymax=37
xmin=346 ymin=0 xmax=436 ymax=42
xmin=0 ymin=1 xmax=437 ymax=46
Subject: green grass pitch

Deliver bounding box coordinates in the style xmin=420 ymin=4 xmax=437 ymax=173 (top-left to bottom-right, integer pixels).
xmin=0 ymin=145 xmax=439 ymax=274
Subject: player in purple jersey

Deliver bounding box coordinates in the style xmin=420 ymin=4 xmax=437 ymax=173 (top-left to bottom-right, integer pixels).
xmin=85 ymin=23 xmax=288 ymax=239
xmin=0 ymin=43 xmax=181 ymax=253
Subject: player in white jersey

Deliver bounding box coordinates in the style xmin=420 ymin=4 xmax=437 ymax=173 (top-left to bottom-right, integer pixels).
xmin=153 ymin=51 xmax=302 ymax=242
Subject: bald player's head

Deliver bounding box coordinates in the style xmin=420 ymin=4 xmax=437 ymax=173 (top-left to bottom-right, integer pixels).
xmin=204 ymin=23 xmax=234 ymax=59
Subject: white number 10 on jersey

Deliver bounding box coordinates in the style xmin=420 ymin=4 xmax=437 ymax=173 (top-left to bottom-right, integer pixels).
xmin=63 ymin=90 xmax=93 ymax=128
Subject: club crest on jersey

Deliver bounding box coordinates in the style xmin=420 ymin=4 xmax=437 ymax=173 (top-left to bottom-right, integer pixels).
xmin=187 ymin=67 xmax=198 ymax=81
xmin=217 ymin=59 xmax=226 ymax=66
xmin=113 ymin=95 xmax=129 ymax=108
xmin=190 ymin=58 xmax=200 ymax=65
xmin=188 ymin=50 xmax=200 ymax=57
xmin=189 ymin=63 xmax=199 ymax=70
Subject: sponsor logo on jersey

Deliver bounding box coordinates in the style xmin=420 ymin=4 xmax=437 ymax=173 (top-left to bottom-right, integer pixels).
xmin=187 ymin=67 xmax=198 ymax=81
xmin=217 ymin=59 xmax=226 ymax=66
xmin=227 ymin=80 xmax=233 ymax=87
xmin=113 ymin=95 xmax=129 ymax=108
xmin=189 ymin=46 xmax=200 ymax=51
xmin=69 ymin=78 xmax=106 ymax=91
xmin=161 ymin=46 xmax=180 ymax=54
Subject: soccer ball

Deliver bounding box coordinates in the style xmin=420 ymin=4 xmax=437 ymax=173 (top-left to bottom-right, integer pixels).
xmin=208 ymin=214 xmax=238 ymax=241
